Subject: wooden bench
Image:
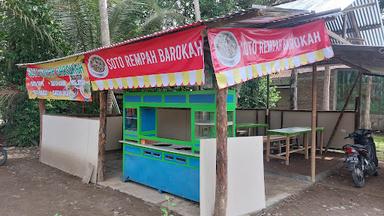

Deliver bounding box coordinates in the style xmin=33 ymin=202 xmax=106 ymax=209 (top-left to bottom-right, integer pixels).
xmin=263 ymin=135 xmax=298 ymax=154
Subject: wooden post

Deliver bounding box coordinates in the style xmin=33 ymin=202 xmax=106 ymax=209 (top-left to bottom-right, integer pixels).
xmin=363 ymin=75 xmax=372 ymax=129
xmin=214 ymin=88 xmax=228 ymax=216
xmin=311 ymin=65 xmax=317 ymax=183
xmin=97 ymin=0 xmax=111 ymax=182
xmin=290 ymin=69 xmax=298 ymax=110
xmin=322 ymin=66 xmax=331 ymax=111
xmin=97 ymin=91 xmax=107 ymax=182
xmin=193 ymin=0 xmax=201 ymax=21
xmin=266 ymin=75 xmax=270 ymax=129
xmin=39 ymin=99 xmax=46 ymax=157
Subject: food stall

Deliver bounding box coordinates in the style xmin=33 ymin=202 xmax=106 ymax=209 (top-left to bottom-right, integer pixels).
xmin=19 ymin=7 xmax=338 ymax=214
xmin=121 ymin=90 xmax=236 ymax=201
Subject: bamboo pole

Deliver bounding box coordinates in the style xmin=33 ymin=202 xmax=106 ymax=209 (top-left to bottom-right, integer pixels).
xmin=311 ymin=65 xmax=317 ymax=183
xmin=214 ymin=88 xmax=228 ymax=216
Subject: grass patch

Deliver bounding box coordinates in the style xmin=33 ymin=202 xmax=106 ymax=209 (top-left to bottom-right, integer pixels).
xmin=374 ymin=135 xmax=384 ymax=161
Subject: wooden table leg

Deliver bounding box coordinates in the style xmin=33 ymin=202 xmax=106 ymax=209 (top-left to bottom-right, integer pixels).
xmin=266 ymin=135 xmax=271 ymax=162
xmin=320 ymin=131 xmax=324 ymax=155
xmin=304 ymin=133 xmax=308 ymax=159
xmin=285 ymin=136 xmax=290 ymax=165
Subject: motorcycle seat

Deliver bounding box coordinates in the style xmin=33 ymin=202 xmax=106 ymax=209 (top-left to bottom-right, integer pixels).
xmin=345 ymin=144 xmax=367 ymax=150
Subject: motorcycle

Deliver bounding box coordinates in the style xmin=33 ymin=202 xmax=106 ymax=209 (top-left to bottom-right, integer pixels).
xmin=0 ymin=144 xmax=7 ymax=166
xmin=342 ymin=129 xmax=378 ymax=187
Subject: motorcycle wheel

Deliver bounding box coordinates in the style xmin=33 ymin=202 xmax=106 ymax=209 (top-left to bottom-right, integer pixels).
xmin=352 ymin=167 xmax=365 ymax=188
xmin=0 ymin=148 xmax=7 ymax=166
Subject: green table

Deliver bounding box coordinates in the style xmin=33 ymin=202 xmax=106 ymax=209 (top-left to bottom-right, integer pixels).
xmin=266 ymin=127 xmax=325 ymax=165
xmin=236 ymin=123 xmax=268 ymax=136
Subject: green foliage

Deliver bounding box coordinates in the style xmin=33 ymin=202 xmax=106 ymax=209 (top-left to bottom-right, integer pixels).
xmin=160 ymin=195 xmax=176 ymax=216
xmin=0 ymin=0 xmax=76 ymax=146
xmin=0 ymin=0 xmax=282 ymax=146
xmin=238 ymin=77 xmax=281 ymax=109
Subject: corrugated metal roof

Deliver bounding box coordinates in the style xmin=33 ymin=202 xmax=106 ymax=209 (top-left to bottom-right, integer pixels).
xmin=278 ymin=0 xmax=356 ymax=13
xmin=278 ymin=0 xmax=384 ymax=46
xmin=19 ymin=7 xmax=341 ymax=67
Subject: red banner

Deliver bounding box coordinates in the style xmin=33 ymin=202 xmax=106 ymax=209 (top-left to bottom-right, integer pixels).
xmin=26 ymin=58 xmax=92 ymax=101
xmin=208 ymin=20 xmax=334 ymax=88
xmin=84 ymin=26 xmax=206 ymax=90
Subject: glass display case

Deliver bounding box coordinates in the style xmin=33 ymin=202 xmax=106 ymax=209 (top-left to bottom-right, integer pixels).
xmin=227 ymin=111 xmax=235 ymax=137
xmin=194 ymin=111 xmax=236 ymax=139
xmin=194 ymin=111 xmax=215 ymax=139
xmin=124 ymin=108 xmax=137 ymax=131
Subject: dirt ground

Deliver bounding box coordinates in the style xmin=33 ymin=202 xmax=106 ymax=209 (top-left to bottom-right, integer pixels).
xmin=256 ymin=163 xmax=384 ymax=216
xmin=264 ymin=152 xmax=344 ymax=177
xmin=0 ymin=148 xmax=163 ymax=216
xmin=1 ymin=148 xmax=384 ymax=216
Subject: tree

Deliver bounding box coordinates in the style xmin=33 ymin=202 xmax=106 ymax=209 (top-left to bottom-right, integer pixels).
xmin=0 ymin=0 xmax=69 ymax=146
xmin=238 ymin=77 xmax=281 ymax=109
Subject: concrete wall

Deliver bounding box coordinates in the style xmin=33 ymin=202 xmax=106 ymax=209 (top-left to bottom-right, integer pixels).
xmin=236 ymin=109 xmax=356 ymax=149
xmin=200 ymin=137 xmax=265 ymax=216
xmin=41 ymin=114 xmax=123 ymax=183
xmin=41 ymin=115 xmax=99 ymax=183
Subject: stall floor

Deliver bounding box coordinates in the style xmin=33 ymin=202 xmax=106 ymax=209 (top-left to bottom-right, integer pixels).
xmin=102 ymin=151 xmax=336 ymax=216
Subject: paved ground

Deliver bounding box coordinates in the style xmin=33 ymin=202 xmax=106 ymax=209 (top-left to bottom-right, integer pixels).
xmin=255 ymin=163 xmax=384 ymax=216
xmin=0 ymin=148 xmax=164 ymax=216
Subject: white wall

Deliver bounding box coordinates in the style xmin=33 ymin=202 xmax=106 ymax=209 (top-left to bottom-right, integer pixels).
xmin=200 ymin=137 xmax=265 ymax=216
xmin=41 ymin=115 xmax=100 ymax=183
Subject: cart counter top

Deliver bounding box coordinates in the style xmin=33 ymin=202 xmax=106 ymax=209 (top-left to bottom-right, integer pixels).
xmin=119 ymin=140 xmax=199 ymax=157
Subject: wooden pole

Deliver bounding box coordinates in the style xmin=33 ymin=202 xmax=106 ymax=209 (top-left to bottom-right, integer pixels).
xmin=322 ymin=66 xmax=331 ymax=111
xmin=311 ymin=65 xmax=317 ymax=183
xmin=324 ymin=72 xmax=362 ymax=153
xmin=38 ymin=99 xmax=46 ymax=159
xmin=266 ymin=75 xmax=270 ymax=129
xmin=97 ymin=0 xmax=111 ymax=182
xmin=97 ymin=91 xmax=107 ymax=182
xmin=193 ymin=0 xmax=201 ymax=21
xmin=214 ymin=88 xmax=228 ymax=216
xmin=290 ymin=69 xmax=298 ymax=110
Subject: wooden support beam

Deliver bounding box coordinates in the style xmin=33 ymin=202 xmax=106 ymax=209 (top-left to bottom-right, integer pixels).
xmin=327 ymin=29 xmax=352 ymax=45
xmin=214 ymin=88 xmax=228 ymax=216
xmin=342 ymin=14 xmax=348 ymax=38
xmin=266 ymin=75 xmax=270 ymax=129
xmin=347 ymin=11 xmax=362 ymax=41
xmin=290 ymin=69 xmax=298 ymax=110
xmin=39 ymin=99 xmax=46 ymax=155
xmin=324 ymin=72 xmax=362 ymax=153
xmin=322 ymin=66 xmax=331 ymax=111
xmin=311 ymin=65 xmax=318 ymax=183
xmin=97 ymin=91 xmax=107 ymax=182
